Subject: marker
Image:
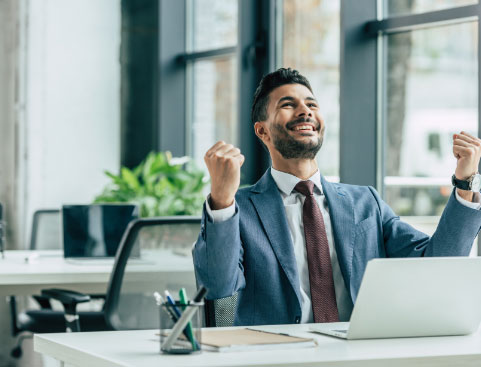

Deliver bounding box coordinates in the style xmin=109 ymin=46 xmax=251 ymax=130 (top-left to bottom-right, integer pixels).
xmin=179 ymin=288 xmax=198 ymax=350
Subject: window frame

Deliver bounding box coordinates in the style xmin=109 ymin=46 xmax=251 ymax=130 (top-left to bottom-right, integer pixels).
xmin=156 ymin=0 xmax=276 ymax=184
xmin=341 ymin=1 xmax=480 ymax=253
xmin=340 ymin=1 xmax=481 ymax=190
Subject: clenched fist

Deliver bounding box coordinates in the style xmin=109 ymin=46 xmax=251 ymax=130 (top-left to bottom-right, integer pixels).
xmin=204 ymin=141 xmax=245 ymax=210
xmin=453 ymin=131 xmax=481 ymax=201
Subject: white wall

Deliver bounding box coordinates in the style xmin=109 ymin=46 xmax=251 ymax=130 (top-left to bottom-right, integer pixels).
xmin=19 ymin=0 xmax=121 ymax=247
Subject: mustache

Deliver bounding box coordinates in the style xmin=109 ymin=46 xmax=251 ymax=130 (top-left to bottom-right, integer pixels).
xmin=285 ymin=117 xmax=320 ymax=131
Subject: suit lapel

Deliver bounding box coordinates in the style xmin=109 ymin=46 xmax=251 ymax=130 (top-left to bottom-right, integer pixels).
xmin=250 ymin=171 xmax=302 ymax=308
xmin=321 ymin=177 xmax=355 ymax=294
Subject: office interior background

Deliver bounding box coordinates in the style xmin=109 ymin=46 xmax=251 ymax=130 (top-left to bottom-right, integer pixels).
xmin=0 ymin=0 xmax=480 ymax=364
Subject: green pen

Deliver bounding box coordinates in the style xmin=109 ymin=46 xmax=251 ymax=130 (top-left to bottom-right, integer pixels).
xmin=178 ymin=288 xmax=198 ymax=350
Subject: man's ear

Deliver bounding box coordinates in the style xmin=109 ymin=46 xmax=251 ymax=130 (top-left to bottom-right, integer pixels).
xmin=254 ymin=121 xmax=269 ymax=143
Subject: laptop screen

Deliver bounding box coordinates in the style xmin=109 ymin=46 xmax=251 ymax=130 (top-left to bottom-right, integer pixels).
xmin=62 ymin=204 xmax=139 ymax=258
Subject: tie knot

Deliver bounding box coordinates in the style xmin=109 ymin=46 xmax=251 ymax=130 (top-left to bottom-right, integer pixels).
xmin=294 ymin=180 xmax=315 ymax=196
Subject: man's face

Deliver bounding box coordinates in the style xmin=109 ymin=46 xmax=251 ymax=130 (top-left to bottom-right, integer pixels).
xmin=256 ymin=83 xmax=325 ymax=160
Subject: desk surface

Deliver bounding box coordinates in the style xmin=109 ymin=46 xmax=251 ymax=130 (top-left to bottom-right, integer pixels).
xmin=0 ymin=250 xmax=195 ymax=296
xmin=34 ymin=324 xmax=481 ymax=367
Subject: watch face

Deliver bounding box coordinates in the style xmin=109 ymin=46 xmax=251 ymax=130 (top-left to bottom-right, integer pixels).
xmin=471 ymin=175 xmax=481 ymax=192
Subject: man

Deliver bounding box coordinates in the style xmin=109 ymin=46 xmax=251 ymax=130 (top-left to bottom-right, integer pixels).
xmin=193 ymin=68 xmax=481 ymax=326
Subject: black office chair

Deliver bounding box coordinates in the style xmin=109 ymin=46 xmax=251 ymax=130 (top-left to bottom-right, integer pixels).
xmin=29 ymin=209 xmax=62 ymax=308
xmin=9 ymin=209 xmax=62 ymax=357
xmin=204 ymin=293 xmax=238 ymax=327
xmin=11 ymin=216 xmax=200 ymax=356
xmin=29 ymin=209 xmax=61 ymax=250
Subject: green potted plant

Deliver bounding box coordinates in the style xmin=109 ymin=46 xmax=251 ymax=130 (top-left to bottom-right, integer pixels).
xmin=94 ymin=151 xmax=208 ymax=217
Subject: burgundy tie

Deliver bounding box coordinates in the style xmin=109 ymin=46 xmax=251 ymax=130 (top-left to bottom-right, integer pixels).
xmin=295 ymin=180 xmax=339 ymax=323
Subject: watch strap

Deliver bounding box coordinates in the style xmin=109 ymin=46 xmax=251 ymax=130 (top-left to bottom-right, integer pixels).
xmin=452 ymin=174 xmax=471 ymax=191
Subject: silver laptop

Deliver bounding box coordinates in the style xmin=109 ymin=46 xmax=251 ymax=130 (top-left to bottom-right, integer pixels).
xmin=310 ymin=257 xmax=481 ymax=339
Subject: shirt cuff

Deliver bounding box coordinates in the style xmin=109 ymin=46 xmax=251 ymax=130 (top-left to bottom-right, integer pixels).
xmin=455 ymin=190 xmax=481 ymax=210
xmin=205 ymin=194 xmax=236 ymax=222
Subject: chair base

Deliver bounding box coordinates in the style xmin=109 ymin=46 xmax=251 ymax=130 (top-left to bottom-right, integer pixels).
xmin=10 ymin=333 xmax=32 ymax=359
xmin=17 ymin=309 xmax=107 ymax=334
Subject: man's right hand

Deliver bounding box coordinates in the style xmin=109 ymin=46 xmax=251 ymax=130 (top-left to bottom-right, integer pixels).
xmin=204 ymin=141 xmax=245 ymax=210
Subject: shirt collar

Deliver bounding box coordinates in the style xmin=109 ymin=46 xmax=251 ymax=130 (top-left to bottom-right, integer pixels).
xmin=270 ymin=167 xmax=323 ymax=196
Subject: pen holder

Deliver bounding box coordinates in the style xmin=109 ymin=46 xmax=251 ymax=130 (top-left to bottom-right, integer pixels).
xmin=160 ymin=301 xmax=203 ymax=354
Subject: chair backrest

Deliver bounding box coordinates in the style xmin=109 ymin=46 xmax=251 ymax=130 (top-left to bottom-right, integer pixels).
xmin=204 ymin=293 xmax=238 ymax=327
xmin=103 ymin=216 xmax=201 ymax=330
xmin=30 ymin=209 xmax=61 ymax=250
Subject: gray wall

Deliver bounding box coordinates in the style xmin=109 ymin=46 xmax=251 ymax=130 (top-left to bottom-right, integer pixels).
xmin=0 ymin=0 xmax=20 ymax=251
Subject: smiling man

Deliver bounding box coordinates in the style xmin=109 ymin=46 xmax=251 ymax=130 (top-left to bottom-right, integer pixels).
xmin=193 ymin=68 xmax=481 ymax=326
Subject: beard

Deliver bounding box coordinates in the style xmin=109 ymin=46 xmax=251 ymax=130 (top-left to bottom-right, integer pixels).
xmin=271 ymin=118 xmax=324 ymax=159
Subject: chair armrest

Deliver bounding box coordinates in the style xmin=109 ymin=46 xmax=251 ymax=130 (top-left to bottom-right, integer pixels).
xmin=32 ymin=295 xmax=53 ymax=309
xmin=41 ymin=288 xmax=91 ymax=332
xmin=41 ymin=288 xmax=90 ymax=305
xmin=88 ymin=293 xmax=106 ymax=300
xmin=41 ymin=288 xmax=90 ymax=315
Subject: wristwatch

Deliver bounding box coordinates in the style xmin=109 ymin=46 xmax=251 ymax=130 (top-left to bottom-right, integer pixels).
xmin=451 ymin=173 xmax=481 ymax=192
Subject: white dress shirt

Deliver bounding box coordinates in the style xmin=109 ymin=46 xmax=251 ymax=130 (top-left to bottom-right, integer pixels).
xmin=205 ymin=168 xmax=481 ymax=323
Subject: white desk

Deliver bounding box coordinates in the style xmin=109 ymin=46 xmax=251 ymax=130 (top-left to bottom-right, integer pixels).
xmin=35 ymin=324 xmax=481 ymax=367
xmin=1 ymin=249 xmax=196 ymax=366
xmin=0 ymin=250 xmax=196 ymax=296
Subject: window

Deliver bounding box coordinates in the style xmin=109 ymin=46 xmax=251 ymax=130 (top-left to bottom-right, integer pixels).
xmin=340 ymin=0 xmax=480 ymax=247
xmin=384 ymin=21 xmax=478 ymax=217
xmin=186 ymin=0 xmax=238 ymax=171
xmin=191 ymin=0 xmax=237 ymax=51
xmin=339 ymin=0 xmax=480 ymax=242
xmin=280 ymin=0 xmax=341 ymax=179
xmin=190 ymin=58 xmax=238 ymax=165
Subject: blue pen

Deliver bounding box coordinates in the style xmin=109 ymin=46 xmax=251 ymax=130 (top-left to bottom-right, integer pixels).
xmin=155 ymin=293 xmax=178 ymax=321
xmin=164 ymin=290 xmax=182 ymax=318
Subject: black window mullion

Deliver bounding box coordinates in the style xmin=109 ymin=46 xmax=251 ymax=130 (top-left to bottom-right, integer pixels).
xmin=158 ymin=0 xmax=187 ymax=157
xmin=340 ymin=0 xmax=378 ymax=187
xmin=237 ymin=0 xmax=275 ymax=185
xmin=180 ymin=47 xmax=237 ymax=62
xmin=366 ymin=4 xmax=479 ymax=35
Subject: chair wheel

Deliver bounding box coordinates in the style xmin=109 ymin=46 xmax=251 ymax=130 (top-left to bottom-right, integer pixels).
xmin=11 ymin=346 xmax=22 ymax=359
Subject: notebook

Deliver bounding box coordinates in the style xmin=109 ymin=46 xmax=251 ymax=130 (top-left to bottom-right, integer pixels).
xmin=310 ymin=257 xmax=481 ymax=340
xmin=62 ymin=204 xmax=139 ymax=259
xmin=199 ymin=328 xmax=317 ymax=352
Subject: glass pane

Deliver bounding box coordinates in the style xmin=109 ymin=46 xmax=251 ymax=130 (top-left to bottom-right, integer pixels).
xmin=385 ymin=0 xmax=477 ymax=17
xmin=384 ymin=22 xmax=478 ymax=216
xmin=189 ymin=0 xmax=237 ymax=52
xmin=281 ymin=0 xmax=340 ymax=178
xmin=190 ymin=57 xmax=238 ymax=170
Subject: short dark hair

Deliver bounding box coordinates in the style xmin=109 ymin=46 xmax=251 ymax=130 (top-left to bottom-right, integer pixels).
xmin=251 ymin=68 xmax=313 ymax=124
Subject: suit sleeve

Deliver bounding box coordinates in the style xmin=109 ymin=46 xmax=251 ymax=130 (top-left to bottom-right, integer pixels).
xmin=192 ymin=202 xmax=246 ymax=300
xmin=370 ymin=187 xmax=481 ymax=257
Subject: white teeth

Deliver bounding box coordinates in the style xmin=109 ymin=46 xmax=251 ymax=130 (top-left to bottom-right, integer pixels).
xmin=293 ymin=125 xmax=313 ymax=131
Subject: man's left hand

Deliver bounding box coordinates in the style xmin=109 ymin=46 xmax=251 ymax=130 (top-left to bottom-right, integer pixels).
xmin=453 ymin=131 xmax=481 ymax=201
